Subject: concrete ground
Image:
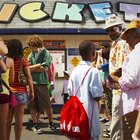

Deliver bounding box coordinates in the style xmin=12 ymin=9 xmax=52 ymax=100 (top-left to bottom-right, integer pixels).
xmin=10 ymin=108 xmax=109 ymax=140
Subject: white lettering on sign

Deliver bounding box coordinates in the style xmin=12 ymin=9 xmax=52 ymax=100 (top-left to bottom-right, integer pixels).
xmin=119 ymin=2 xmax=140 ymax=21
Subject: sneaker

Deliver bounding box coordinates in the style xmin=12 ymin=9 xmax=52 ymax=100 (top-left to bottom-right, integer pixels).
xmin=105 ymin=121 xmax=111 ymax=126
xmin=32 ymin=124 xmax=43 ymax=134
xmin=102 ymin=132 xmax=111 ymax=138
xmin=48 ymin=122 xmax=57 ymax=130
xmin=100 ymin=118 xmax=109 ymax=123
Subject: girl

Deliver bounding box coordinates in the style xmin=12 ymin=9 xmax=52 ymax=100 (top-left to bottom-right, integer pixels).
xmin=6 ymin=39 xmax=34 ymax=140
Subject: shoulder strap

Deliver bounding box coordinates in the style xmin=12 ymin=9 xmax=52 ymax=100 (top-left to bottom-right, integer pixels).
xmin=1 ymin=79 xmax=11 ymax=91
xmin=19 ymin=57 xmax=24 ymax=68
xmin=72 ymin=67 xmax=92 ymax=96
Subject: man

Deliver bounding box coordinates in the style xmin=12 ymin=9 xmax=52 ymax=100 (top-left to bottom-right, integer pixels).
xmin=27 ymin=35 xmax=56 ymax=134
xmin=111 ymin=20 xmax=140 ymax=140
xmin=68 ymin=41 xmax=103 ymax=140
xmin=104 ymin=15 xmax=130 ymax=139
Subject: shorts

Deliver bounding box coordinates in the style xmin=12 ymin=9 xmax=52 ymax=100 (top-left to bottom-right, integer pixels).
xmin=0 ymin=94 xmax=9 ymax=104
xmin=28 ymin=84 xmax=51 ymax=112
xmin=14 ymin=92 xmax=29 ymax=104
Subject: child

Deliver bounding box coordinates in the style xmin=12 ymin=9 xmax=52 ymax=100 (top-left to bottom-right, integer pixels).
xmin=67 ymin=41 xmax=103 ymax=140
xmin=61 ymin=71 xmax=70 ymax=104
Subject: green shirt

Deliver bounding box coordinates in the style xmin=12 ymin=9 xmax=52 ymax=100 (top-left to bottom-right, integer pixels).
xmin=28 ymin=49 xmax=52 ymax=85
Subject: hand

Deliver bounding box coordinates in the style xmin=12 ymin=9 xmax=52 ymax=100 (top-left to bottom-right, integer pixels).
xmin=51 ymin=84 xmax=55 ymax=90
xmin=98 ymin=49 xmax=103 ymax=57
xmin=110 ymin=83 xmax=121 ymax=90
xmin=28 ymin=92 xmax=34 ymax=103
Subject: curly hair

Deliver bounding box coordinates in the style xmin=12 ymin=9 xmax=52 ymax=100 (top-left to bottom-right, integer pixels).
xmin=6 ymin=39 xmax=23 ymax=61
xmin=26 ymin=35 xmax=43 ymax=48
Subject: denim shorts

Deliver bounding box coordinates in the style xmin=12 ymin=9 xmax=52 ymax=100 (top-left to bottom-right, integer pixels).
xmin=14 ymin=92 xmax=29 ymax=104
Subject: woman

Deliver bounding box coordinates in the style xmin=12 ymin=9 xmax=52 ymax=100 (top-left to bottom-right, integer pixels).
xmin=6 ymin=39 xmax=34 ymax=140
xmin=0 ymin=37 xmax=8 ymax=55
xmin=0 ymin=55 xmax=14 ymax=140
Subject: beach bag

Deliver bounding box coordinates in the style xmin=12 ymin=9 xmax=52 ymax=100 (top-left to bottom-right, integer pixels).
xmin=1 ymin=79 xmax=17 ymax=108
xmin=60 ymin=67 xmax=92 ymax=140
xmin=18 ymin=58 xmax=28 ymax=86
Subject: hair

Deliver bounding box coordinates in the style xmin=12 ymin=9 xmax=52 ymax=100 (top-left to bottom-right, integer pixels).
xmin=100 ymin=42 xmax=111 ymax=49
xmin=6 ymin=39 xmax=23 ymax=61
xmin=102 ymin=50 xmax=110 ymax=60
xmin=128 ymin=28 xmax=140 ymax=37
xmin=26 ymin=35 xmax=43 ymax=48
xmin=79 ymin=41 xmax=95 ymax=60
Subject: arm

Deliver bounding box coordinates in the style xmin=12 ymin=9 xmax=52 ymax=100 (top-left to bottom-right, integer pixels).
xmin=109 ymin=68 xmax=122 ymax=83
xmin=24 ymin=66 xmax=34 ymax=102
xmin=96 ymin=50 xmax=104 ymax=69
xmin=0 ymin=38 xmax=8 ymax=55
xmin=0 ymin=60 xmax=7 ymax=72
xmin=119 ymin=55 xmax=140 ymax=90
xmin=9 ymin=58 xmax=14 ymax=83
xmin=89 ymin=69 xmax=103 ymax=101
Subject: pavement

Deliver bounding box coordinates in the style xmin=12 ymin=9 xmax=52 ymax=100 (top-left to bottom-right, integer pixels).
xmin=10 ymin=108 xmax=110 ymax=140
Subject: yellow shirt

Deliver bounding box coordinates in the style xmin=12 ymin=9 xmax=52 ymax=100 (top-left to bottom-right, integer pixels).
xmin=0 ymin=69 xmax=10 ymax=95
xmin=109 ymin=38 xmax=130 ymax=94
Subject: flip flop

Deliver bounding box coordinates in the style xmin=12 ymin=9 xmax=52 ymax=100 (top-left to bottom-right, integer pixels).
xmin=103 ymin=128 xmax=110 ymax=133
xmin=102 ymin=132 xmax=111 ymax=138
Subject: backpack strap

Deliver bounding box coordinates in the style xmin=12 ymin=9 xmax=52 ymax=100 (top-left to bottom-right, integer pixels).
xmin=1 ymin=79 xmax=11 ymax=91
xmin=72 ymin=67 xmax=92 ymax=96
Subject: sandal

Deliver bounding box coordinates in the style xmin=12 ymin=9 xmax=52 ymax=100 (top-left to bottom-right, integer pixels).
xmin=102 ymin=132 xmax=111 ymax=138
xmin=103 ymin=128 xmax=110 ymax=133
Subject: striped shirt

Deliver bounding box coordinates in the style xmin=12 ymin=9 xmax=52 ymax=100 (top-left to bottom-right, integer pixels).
xmin=10 ymin=58 xmax=29 ymax=93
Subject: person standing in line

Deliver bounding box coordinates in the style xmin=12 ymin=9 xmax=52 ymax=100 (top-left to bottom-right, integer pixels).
xmin=61 ymin=71 xmax=70 ymax=104
xmin=68 ymin=41 xmax=103 ymax=140
xmin=6 ymin=39 xmax=34 ymax=140
xmin=0 ymin=37 xmax=8 ymax=55
xmin=110 ymin=20 xmax=140 ymax=140
xmin=43 ymin=63 xmax=56 ymax=119
xmin=104 ymin=15 xmax=130 ymax=140
xmin=0 ymin=40 xmax=14 ymax=140
xmin=27 ymin=35 xmax=56 ymax=134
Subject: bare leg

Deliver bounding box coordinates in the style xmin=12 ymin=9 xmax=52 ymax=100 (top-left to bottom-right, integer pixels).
xmin=0 ymin=103 xmax=9 ymax=140
xmin=45 ymin=107 xmax=53 ymax=123
xmin=134 ymin=110 xmax=140 ymax=139
xmin=30 ymin=108 xmax=38 ymax=123
xmin=14 ymin=104 xmax=26 ymax=140
xmin=7 ymin=108 xmax=14 ymax=140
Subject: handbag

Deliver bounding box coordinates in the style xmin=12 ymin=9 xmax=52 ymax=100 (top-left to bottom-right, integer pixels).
xmin=60 ymin=67 xmax=93 ymax=140
xmin=1 ymin=79 xmax=17 ymax=108
xmin=18 ymin=57 xmax=28 ymax=86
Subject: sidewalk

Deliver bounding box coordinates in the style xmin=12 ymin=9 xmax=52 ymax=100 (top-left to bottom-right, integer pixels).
xmin=10 ymin=109 xmax=109 ymax=140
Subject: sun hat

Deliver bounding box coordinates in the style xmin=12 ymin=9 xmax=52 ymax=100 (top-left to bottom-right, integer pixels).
xmin=104 ymin=15 xmax=123 ymax=29
xmin=64 ymin=71 xmax=70 ymax=77
xmin=121 ymin=20 xmax=140 ymax=40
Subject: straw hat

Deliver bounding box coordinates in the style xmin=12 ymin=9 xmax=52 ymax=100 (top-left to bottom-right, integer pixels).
xmin=121 ymin=20 xmax=140 ymax=40
xmin=104 ymin=15 xmax=123 ymax=29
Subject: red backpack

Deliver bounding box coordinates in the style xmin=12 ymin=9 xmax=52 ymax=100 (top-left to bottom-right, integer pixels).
xmin=60 ymin=67 xmax=92 ymax=140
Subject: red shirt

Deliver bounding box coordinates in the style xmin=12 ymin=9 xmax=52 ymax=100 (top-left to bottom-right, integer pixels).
xmin=10 ymin=58 xmax=29 ymax=93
